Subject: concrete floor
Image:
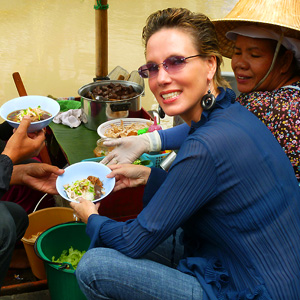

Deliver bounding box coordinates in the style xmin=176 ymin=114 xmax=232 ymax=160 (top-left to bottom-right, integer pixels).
xmin=1 ymin=266 xmax=50 ymax=300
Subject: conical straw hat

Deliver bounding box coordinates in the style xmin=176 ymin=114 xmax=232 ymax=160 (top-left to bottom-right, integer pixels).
xmin=213 ymin=0 xmax=300 ymax=58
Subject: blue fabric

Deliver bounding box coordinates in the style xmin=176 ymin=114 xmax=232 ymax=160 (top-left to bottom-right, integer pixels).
xmin=84 ymin=88 xmax=300 ymax=300
xmin=159 ymin=122 xmax=190 ymax=150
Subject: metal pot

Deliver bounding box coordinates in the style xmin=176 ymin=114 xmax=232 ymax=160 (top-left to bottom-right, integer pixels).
xmin=78 ymin=80 xmax=144 ymax=130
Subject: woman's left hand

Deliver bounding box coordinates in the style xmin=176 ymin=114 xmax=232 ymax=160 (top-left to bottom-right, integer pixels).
xmin=107 ymin=164 xmax=151 ymax=192
xmin=70 ymin=198 xmax=100 ymax=223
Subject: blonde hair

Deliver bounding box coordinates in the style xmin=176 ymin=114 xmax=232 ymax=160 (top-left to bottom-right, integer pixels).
xmin=142 ymin=8 xmax=230 ymax=89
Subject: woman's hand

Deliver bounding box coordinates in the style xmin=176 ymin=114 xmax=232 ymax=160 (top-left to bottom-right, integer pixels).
xmin=11 ymin=163 xmax=64 ymax=194
xmin=101 ymin=135 xmax=151 ymax=165
xmin=100 ymin=131 xmax=161 ymax=165
xmin=107 ymin=164 xmax=151 ymax=192
xmin=2 ymin=116 xmax=45 ymax=164
xmin=70 ymin=198 xmax=100 ymax=224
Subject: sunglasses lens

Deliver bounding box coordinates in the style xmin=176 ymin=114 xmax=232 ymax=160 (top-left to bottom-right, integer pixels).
xmin=147 ymin=63 xmax=159 ymax=78
xmin=138 ymin=65 xmax=149 ymax=78
xmin=164 ymin=56 xmax=186 ymax=72
xmin=138 ymin=63 xmax=159 ymax=78
xmin=138 ymin=56 xmax=187 ymax=78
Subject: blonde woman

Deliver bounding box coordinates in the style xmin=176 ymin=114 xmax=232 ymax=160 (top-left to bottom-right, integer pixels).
xmin=102 ymin=0 xmax=300 ymax=183
xmin=71 ymin=8 xmax=300 ymax=300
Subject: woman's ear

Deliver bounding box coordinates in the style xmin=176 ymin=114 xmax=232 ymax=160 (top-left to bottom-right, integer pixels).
xmin=280 ymin=50 xmax=294 ymax=74
xmin=206 ymin=56 xmax=217 ymax=81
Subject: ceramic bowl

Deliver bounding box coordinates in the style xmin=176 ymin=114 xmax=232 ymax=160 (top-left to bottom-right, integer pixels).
xmin=97 ymin=118 xmax=152 ymax=138
xmin=56 ymin=161 xmax=115 ymax=203
xmin=0 ymin=95 xmax=60 ymax=132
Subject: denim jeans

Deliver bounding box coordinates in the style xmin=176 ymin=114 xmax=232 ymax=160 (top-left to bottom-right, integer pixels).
xmin=75 ymin=233 xmax=203 ymax=300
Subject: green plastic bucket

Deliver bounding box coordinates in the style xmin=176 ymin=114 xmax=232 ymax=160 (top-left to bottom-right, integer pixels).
xmin=34 ymin=222 xmax=90 ymax=300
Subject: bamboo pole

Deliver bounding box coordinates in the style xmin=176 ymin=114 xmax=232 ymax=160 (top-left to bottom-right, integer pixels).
xmin=95 ymin=0 xmax=108 ymax=79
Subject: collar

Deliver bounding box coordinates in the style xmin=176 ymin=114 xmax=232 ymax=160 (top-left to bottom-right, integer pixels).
xmin=190 ymin=87 xmax=236 ymax=133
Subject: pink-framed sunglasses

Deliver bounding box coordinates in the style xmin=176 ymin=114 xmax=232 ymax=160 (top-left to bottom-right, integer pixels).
xmin=138 ymin=55 xmax=203 ymax=79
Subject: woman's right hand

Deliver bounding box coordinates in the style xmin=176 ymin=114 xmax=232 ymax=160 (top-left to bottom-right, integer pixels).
xmin=107 ymin=164 xmax=151 ymax=192
xmin=101 ymin=135 xmax=151 ymax=165
xmin=101 ymin=131 xmax=162 ymax=165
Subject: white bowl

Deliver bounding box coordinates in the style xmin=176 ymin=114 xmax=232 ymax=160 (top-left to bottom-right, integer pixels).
xmin=97 ymin=118 xmax=152 ymax=139
xmin=56 ymin=161 xmax=115 ymax=203
xmin=0 ymin=95 xmax=60 ymax=132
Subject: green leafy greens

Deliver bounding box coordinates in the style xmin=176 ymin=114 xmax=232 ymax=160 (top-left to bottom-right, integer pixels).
xmin=52 ymin=246 xmax=86 ymax=270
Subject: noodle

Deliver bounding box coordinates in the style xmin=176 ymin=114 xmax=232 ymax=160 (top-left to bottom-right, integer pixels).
xmin=7 ymin=106 xmax=51 ymax=122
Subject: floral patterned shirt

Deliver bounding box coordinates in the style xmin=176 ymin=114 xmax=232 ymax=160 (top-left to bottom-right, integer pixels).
xmin=236 ymin=80 xmax=300 ymax=182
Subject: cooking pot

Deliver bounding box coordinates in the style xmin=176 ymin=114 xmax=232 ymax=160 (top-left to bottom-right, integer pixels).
xmin=78 ymin=80 xmax=144 ymax=131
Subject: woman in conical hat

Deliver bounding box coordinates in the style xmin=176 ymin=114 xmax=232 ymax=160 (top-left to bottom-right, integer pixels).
xmin=102 ymin=0 xmax=300 ymax=183
xmin=213 ymin=0 xmax=300 ymax=92
xmin=213 ymin=0 xmax=300 ymax=179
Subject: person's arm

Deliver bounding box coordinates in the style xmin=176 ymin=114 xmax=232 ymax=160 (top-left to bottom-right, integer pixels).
xmin=101 ymin=123 xmax=190 ymax=165
xmin=141 ymin=167 xmax=167 ymax=207
xmin=158 ymin=123 xmax=190 ymax=150
xmin=75 ymin=138 xmax=217 ymax=256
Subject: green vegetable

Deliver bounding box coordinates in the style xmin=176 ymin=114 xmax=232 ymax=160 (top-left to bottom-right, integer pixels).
xmin=52 ymin=246 xmax=86 ymax=270
xmin=133 ymin=159 xmax=142 ymax=165
xmin=133 ymin=159 xmax=151 ymax=166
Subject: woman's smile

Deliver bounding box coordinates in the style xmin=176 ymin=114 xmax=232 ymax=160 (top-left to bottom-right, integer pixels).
xmin=235 ymin=73 xmax=252 ymax=84
xmin=160 ymin=90 xmax=181 ymax=103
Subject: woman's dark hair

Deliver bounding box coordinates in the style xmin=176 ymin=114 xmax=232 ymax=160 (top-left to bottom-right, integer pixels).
xmin=142 ymin=8 xmax=230 ymax=89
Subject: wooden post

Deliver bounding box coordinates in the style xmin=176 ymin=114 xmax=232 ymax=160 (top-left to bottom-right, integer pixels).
xmin=95 ymin=0 xmax=108 ymax=79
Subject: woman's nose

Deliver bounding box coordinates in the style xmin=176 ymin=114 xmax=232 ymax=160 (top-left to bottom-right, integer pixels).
xmin=156 ymin=66 xmax=172 ymax=85
xmin=234 ymin=55 xmax=249 ymax=70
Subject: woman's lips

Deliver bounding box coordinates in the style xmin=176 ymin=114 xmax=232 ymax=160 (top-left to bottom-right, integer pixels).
xmin=236 ymin=75 xmax=251 ymax=84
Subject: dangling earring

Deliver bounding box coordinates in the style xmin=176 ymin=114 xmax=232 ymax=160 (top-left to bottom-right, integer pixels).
xmin=158 ymin=105 xmax=165 ymax=119
xmin=201 ymin=89 xmax=216 ymax=111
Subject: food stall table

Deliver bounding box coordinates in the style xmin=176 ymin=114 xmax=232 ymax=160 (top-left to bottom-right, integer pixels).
xmin=47 ymin=109 xmax=152 ymax=221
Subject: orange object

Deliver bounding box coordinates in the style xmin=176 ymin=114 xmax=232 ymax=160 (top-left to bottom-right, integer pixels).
xmin=21 ymin=207 xmax=76 ymax=279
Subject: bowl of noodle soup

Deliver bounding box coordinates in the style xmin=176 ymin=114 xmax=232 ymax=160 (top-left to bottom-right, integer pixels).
xmin=0 ymin=95 xmax=60 ymax=132
xmin=56 ymin=161 xmax=115 ymax=203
